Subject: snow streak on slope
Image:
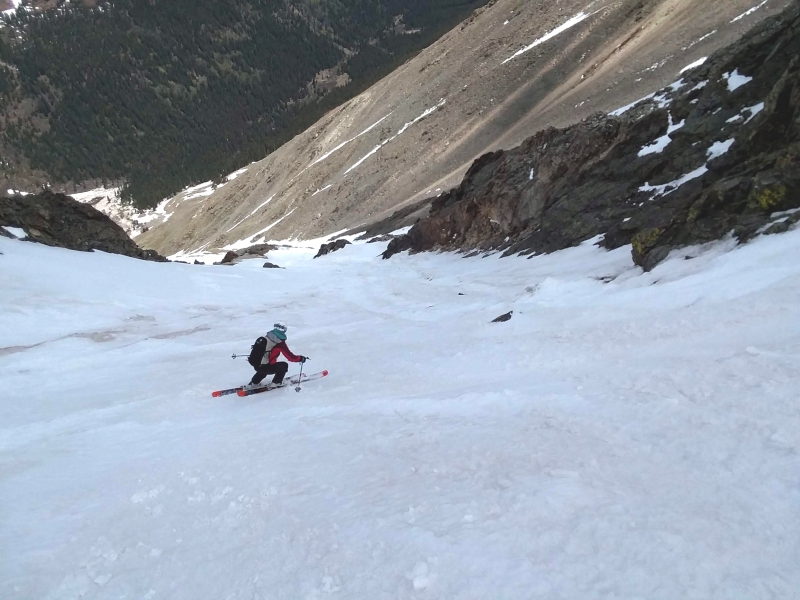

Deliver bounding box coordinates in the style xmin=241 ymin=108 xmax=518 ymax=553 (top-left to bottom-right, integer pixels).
xmin=223 ymin=208 xmax=297 ymax=251
xmin=308 ymin=114 xmax=392 ymax=169
xmin=502 ymin=10 xmax=593 ymax=64
xmin=2 ymin=229 xmax=799 ymax=599
xmin=732 ymin=0 xmax=771 ymax=23
xmin=343 ymin=100 xmax=446 ymax=177
xmin=225 ymin=195 xmax=277 ymax=234
xmin=639 ymin=166 xmax=709 ymax=197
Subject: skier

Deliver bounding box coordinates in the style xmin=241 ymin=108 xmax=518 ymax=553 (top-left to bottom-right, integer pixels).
xmin=247 ymin=321 xmax=307 ymax=390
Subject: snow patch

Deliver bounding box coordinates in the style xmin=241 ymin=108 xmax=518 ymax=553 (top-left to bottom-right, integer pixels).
xmin=610 ymin=90 xmax=670 ymax=116
xmin=638 ymin=115 xmax=685 ymax=157
xmin=183 ymin=182 xmax=220 ymax=201
xmin=250 ymin=195 xmax=275 ymax=217
xmin=309 ymin=114 xmax=392 ymax=169
xmin=2 ymin=225 xmax=26 ymax=239
xmin=225 ymin=194 xmax=279 ymax=234
xmin=226 ymin=168 xmax=248 ymax=182
xmin=343 ymin=100 xmax=446 ymax=176
xmin=311 ymin=185 xmax=333 ymax=197
xmin=723 ymin=69 xmax=753 ymax=92
xmin=640 ymin=166 xmax=708 ymax=198
xmin=70 ymin=187 xmax=151 ymax=238
xmin=395 ymin=100 xmax=446 ymax=138
xmin=707 ymin=139 xmax=735 ymax=160
xmin=685 ymin=31 xmax=717 ymax=50
xmin=223 ymin=208 xmax=298 ymax=251
xmin=743 ymin=102 xmax=765 ymax=123
xmin=680 ymin=57 xmax=707 ymax=73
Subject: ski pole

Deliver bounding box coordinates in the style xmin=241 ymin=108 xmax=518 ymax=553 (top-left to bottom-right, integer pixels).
xmin=231 ymin=353 xmax=249 ymax=359
xmin=295 ymin=360 xmax=304 ymax=393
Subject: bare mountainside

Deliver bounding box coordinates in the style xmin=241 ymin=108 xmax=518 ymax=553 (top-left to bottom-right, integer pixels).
xmin=137 ymin=0 xmax=790 ymax=257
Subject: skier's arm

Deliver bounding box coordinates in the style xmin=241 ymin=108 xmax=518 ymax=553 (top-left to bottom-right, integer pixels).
xmin=277 ymin=342 xmax=303 ymax=363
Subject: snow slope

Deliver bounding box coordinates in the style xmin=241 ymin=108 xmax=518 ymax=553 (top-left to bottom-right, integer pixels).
xmin=1 ymin=230 xmax=799 ymax=599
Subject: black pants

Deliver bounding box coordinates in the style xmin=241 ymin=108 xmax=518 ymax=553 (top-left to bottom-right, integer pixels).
xmin=251 ymin=361 xmax=288 ymax=385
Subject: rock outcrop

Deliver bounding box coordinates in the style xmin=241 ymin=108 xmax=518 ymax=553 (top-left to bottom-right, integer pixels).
xmin=492 ymin=311 xmax=513 ymax=323
xmin=0 ymin=192 xmax=166 ymax=261
xmin=385 ymin=2 xmax=800 ymax=269
xmin=314 ymin=239 xmax=351 ymax=258
xmin=215 ymin=243 xmax=278 ymax=265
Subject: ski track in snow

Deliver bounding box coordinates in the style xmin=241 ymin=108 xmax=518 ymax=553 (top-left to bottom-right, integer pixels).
xmin=2 ymin=229 xmax=800 ymax=598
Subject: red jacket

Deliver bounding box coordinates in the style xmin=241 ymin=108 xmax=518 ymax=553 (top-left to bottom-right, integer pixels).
xmin=265 ymin=340 xmax=302 ymax=364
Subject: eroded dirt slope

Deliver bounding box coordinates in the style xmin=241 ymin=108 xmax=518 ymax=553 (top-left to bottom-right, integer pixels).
xmin=137 ymin=0 xmax=790 ymax=257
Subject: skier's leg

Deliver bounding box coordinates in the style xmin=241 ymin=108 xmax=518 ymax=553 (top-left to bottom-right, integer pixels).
xmin=251 ymin=364 xmax=277 ymax=385
xmin=272 ymin=362 xmax=289 ymax=384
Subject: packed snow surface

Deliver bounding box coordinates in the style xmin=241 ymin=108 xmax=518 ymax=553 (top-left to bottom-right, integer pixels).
xmin=2 ymin=229 xmax=800 ymax=599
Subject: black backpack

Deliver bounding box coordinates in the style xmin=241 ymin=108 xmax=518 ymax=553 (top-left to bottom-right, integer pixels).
xmin=248 ymin=337 xmax=268 ymax=367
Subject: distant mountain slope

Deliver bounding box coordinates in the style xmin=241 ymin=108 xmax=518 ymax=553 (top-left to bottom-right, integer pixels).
xmin=0 ymin=0 xmax=491 ymax=206
xmin=382 ymin=0 xmax=800 ymax=272
xmin=134 ymin=0 xmax=791 ymax=258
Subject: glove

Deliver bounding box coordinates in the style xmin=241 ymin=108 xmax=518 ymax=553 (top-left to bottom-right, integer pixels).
xmin=300 ymin=356 xmax=309 ymax=363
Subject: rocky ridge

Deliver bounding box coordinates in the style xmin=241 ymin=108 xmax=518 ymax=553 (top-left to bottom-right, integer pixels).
xmin=0 ymin=192 xmax=166 ymax=261
xmin=384 ymin=1 xmax=800 ymax=269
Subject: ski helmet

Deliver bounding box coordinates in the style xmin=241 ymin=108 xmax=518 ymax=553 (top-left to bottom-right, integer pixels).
xmin=273 ymin=321 xmax=288 ymax=334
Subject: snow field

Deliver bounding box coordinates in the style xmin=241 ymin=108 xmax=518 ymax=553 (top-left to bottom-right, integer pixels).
xmin=1 ymin=229 xmax=799 ymax=599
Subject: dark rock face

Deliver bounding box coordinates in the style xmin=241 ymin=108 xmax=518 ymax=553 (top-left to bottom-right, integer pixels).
xmin=354 ymin=196 xmax=432 ymax=241
xmin=0 ymin=191 xmax=166 ymax=261
xmin=367 ymin=234 xmax=397 ymax=244
xmin=314 ymin=239 xmax=352 ymax=258
xmin=263 ymin=262 xmax=282 ymax=269
xmin=385 ymin=2 xmax=800 ymax=269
